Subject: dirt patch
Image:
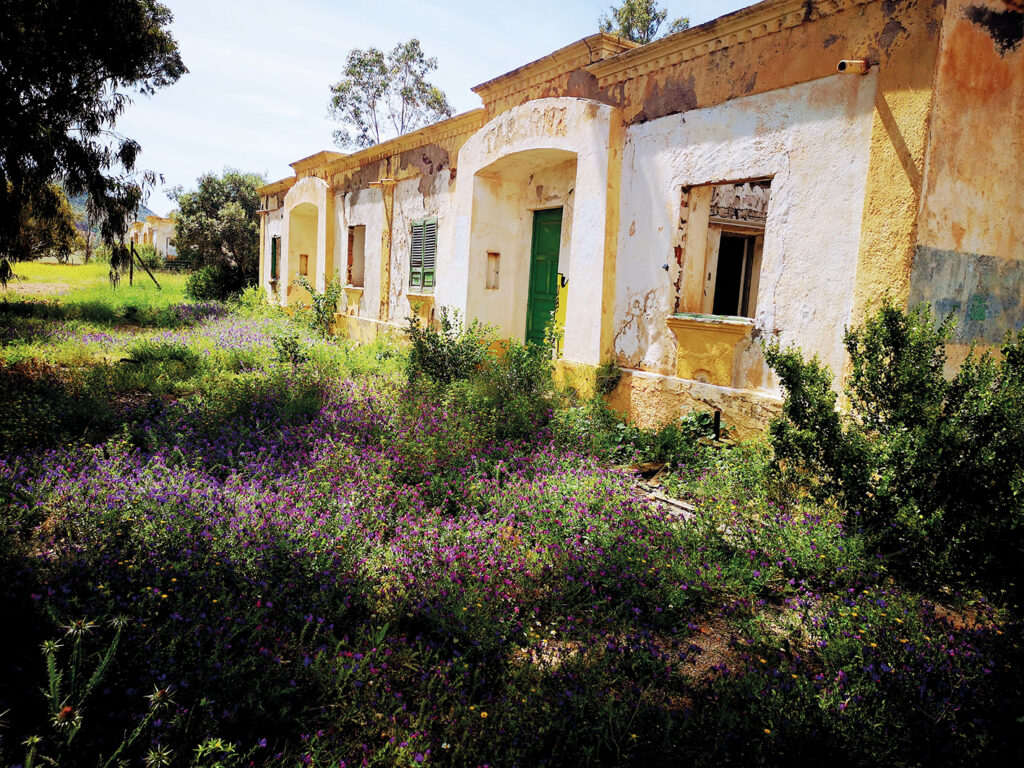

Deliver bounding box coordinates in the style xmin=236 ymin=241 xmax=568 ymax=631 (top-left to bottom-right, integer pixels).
xmin=4 ymin=282 xmax=72 ymax=297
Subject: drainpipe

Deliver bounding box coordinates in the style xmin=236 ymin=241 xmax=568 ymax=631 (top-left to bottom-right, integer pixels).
xmin=837 ymin=59 xmax=871 ymax=75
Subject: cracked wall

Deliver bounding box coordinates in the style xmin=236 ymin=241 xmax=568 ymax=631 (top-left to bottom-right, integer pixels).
xmin=614 ymin=72 xmax=878 ymax=389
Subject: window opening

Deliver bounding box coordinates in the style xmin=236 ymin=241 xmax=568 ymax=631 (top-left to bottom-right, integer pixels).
xmin=486 ymin=252 xmax=500 ymax=290
xmin=299 ymin=253 xmax=309 ymax=276
xmin=675 ymin=179 xmax=770 ymax=319
xmin=270 ymin=236 xmax=280 ymax=280
xmin=712 ymin=234 xmax=756 ymax=316
xmin=410 ymin=218 xmax=437 ymax=292
xmin=348 ymin=225 xmax=365 ymax=287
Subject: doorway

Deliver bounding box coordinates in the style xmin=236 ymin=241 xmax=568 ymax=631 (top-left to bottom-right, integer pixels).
xmin=526 ymin=208 xmax=562 ymax=347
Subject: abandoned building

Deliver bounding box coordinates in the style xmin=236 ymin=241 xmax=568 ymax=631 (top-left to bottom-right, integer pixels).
xmin=257 ymin=0 xmax=1024 ymax=434
xmin=128 ymin=215 xmax=178 ymax=262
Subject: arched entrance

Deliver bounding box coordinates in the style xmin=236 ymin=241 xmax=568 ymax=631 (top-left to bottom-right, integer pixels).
xmin=450 ymin=98 xmax=623 ymax=365
xmin=287 ymin=202 xmax=318 ymax=304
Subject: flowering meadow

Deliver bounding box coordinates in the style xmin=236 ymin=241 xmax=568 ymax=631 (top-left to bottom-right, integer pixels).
xmin=1 ymin=266 xmax=1022 ymax=767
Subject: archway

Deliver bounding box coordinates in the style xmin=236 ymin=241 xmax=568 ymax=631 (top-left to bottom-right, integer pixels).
xmin=287 ymin=202 xmax=318 ymax=305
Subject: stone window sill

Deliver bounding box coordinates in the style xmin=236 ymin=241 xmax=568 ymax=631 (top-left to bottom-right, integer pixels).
xmin=666 ymin=313 xmax=755 ymax=387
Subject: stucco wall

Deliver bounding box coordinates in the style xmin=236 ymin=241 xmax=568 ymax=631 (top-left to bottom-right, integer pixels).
xmin=453 ymin=98 xmax=621 ymax=365
xmin=281 ymin=176 xmax=332 ymax=305
xmin=341 ymin=186 xmax=384 ymax=319
xmin=910 ymin=0 xmax=1024 ymax=355
xmin=463 ymin=157 xmax=577 ymax=340
xmin=390 ymin=171 xmax=457 ymax=325
xmin=615 ymin=71 xmax=878 ymax=389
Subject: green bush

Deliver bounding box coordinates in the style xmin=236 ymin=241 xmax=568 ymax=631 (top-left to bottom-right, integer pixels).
xmin=405 ymin=308 xmax=491 ymax=387
xmin=764 ymin=300 xmax=1024 ymax=597
xmin=232 ymin=284 xmax=279 ymax=318
xmin=132 ymin=242 xmax=162 ymax=270
xmin=185 ymin=264 xmax=246 ymax=301
xmin=552 ymin=395 xmax=718 ymax=465
xmin=450 ymin=338 xmax=555 ymax=440
xmin=293 ymin=276 xmax=343 ymax=337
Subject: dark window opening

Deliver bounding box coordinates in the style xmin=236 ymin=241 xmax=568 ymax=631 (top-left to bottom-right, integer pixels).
xmin=712 ymin=234 xmax=756 ymax=317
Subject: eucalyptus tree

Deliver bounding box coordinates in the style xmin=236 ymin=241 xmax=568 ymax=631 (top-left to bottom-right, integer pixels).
xmin=599 ymin=0 xmax=690 ymax=44
xmin=329 ymin=39 xmax=454 ymax=149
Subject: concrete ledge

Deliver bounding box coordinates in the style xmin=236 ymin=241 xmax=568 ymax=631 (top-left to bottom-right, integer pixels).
xmin=334 ymin=313 xmax=404 ymax=345
xmin=666 ymin=313 xmax=754 ymax=387
xmin=608 ymin=367 xmax=782 ymax=438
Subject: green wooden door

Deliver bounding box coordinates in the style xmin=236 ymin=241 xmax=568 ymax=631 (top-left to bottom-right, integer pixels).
xmin=526 ymin=208 xmax=562 ymax=347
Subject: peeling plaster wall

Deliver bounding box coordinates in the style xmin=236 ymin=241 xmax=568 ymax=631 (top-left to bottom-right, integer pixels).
xmin=487 ymin=1 xmax=942 ymax=127
xmin=261 ymin=206 xmax=285 ymax=296
xmin=391 ymin=172 xmax=457 ymax=323
xmin=281 ymin=176 xmax=333 ymax=305
xmin=615 ymin=72 xmax=878 ymax=389
xmin=464 ymin=158 xmax=577 ymax=340
xmin=341 ymin=185 xmax=383 ymax=319
xmin=911 ymin=0 xmax=1024 ymax=357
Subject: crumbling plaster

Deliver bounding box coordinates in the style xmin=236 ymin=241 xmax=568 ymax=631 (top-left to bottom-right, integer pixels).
xmin=340 ymin=185 xmax=384 ymax=320
xmin=615 ymin=71 xmax=878 ymax=389
xmin=908 ymin=0 xmax=1024 ymax=358
xmin=390 ymin=171 xmax=457 ymax=324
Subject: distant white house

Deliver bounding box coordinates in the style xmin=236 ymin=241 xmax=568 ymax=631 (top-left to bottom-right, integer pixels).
xmin=127 ymin=215 xmax=177 ymax=261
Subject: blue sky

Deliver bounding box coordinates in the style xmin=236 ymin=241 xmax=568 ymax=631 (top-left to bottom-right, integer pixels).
xmin=119 ymin=1 xmax=752 ymax=214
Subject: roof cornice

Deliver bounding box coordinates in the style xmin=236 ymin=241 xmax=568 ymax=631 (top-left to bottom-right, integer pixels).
xmin=290 ymin=150 xmax=347 ymax=175
xmin=257 ymin=177 xmax=295 ymax=196
xmin=586 ymin=0 xmax=875 ymax=86
xmin=472 ymin=33 xmax=637 ymax=106
xmin=323 ymin=108 xmax=488 ymax=175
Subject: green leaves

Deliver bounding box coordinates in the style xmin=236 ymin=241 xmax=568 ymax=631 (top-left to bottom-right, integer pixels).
xmin=598 ymin=1 xmax=689 ymax=45
xmin=328 ymin=39 xmax=454 ymax=149
xmin=765 ymin=299 xmax=1024 ymax=596
xmin=172 ymin=169 xmax=265 ymax=286
xmin=0 ymin=1 xmax=186 ymax=258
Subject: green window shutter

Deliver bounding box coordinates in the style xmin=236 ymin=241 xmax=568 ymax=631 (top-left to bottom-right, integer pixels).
xmin=422 ymin=219 xmax=437 ymax=289
xmin=409 ymin=218 xmax=437 ymax=291
xmin=270 ymin=237 xmax=279 ymax=279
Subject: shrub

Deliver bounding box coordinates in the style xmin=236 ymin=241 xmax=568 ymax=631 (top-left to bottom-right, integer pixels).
xmin=185 ymin=264 xmax=246 ymax=302
xmin=232 ymin=284 xmax=278 ymax=318
xmin=764 ymin=300 xmax=1024 ymax=596
xmin=449 ymin=338 xmax=555 ymax=440
xmin=405 ymin=307 xmax=491 ymax=387
xmin=132 ymin=242 xmax=162 ymax=270
xmin=553 ymin=396 xmax=718 ymax=465
xmin=293 ymin=275 xmax=343 ymax=337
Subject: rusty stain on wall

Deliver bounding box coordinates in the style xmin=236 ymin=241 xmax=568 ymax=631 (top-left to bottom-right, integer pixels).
xmin=398 ymin=144 xmax=451 ymax=199
xmin=632 ymin=75 xmax=698 ymax=125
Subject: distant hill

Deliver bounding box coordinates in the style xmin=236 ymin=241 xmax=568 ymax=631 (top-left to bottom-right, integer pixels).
xmin=65 ymin=191 xmax=159 ymax=233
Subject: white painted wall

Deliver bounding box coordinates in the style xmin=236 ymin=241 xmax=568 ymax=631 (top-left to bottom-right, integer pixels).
xmin=616 ymin=72 xmax=878 ymax=387
xmin=454 ymin=98 xmax=618 ymax=364
xmin=281 ymin=176 xmax=332 ymax=303
xmin=391 ymin=172 xmax=457 ymax=324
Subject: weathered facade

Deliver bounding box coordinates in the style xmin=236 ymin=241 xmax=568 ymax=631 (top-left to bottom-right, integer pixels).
xmin=258 ymin=0 xmax=1024 ymax=434
xmin=128 ymin=215 xmax=178 ymax=261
